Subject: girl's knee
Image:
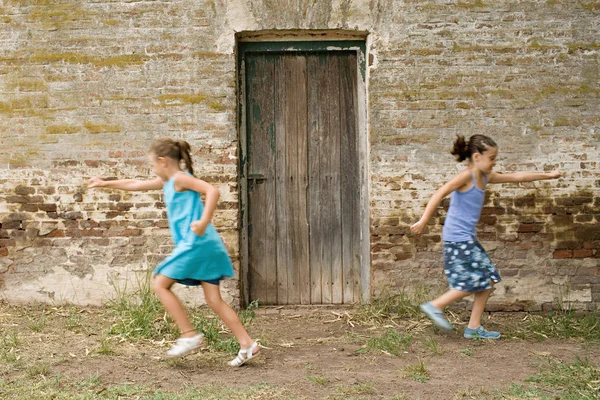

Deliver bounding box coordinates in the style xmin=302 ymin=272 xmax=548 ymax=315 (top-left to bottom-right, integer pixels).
xmin=205 ymin=294 xmax=223 ymax=309
xmin=152 ymin=276 xmax=172 ymax=292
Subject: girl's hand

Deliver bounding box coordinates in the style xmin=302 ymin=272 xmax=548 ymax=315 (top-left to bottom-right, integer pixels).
xmin=410 ymin=220 xmax=426 ymax=236
xmin=548 ymin=170 xmax=564 ymax=179
xmin=88 ymin=177 xmax=106 ymax=188
xmin=190 ymin=220 xmax=209 ymax=236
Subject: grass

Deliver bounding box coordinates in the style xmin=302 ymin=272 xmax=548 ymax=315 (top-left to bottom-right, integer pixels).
xmin=354 ymin=286 xmax=432 ymax=324
xmin=460 ymin=348 xmax=473 ymax=356
xmin=523 ymin=356 xmax=600 ymax=399
xmin=0 ymin=378 xmax=290 ymax=399
xmin=356 ymin=329 xmax=413 ymax=356
xmin=95 ymin=336 xmax=115 ymax=355
xmin=28 ymin=312 xmax=47 ymax=333
xmin=0 ymin=329 xmax=19 ymax=363
xmin=403 ymin=359 xmax=430 ymax=383
xmin=307 ymin=375 xmax=330 ymax=386
xmin=106 ymin=273 xmax=259 ymax=354
xmin=423 ymin=335 xmax=443 ymax=355
xmin=503 ymin=310 xmax=600 ymax=342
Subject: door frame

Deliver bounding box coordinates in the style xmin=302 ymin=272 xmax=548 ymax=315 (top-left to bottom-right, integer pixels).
xmin=236 ymin=38 xmax=371 ymax=306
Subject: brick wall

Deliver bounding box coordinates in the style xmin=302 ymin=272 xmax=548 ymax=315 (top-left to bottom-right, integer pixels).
xmin=0 ymin=0 xmax=598 ymax=310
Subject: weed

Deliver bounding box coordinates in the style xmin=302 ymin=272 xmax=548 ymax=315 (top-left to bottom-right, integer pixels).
xmin=106 ymin=273 xmax=178 ymax=340
xmin=525 ymin=356 xmax=600 ymax=399
xmin=423 ymin=335 xmax=442 ymax=355
xmin=357 ymin=329 xmax=413 ymax=356
xmin=307 ymin=375 xmax=329 ymax=386
xmin=460 ymin=348 xmax=473 ymax=356
xmin=337 ymin=381 xmax=375 ymax=395
xmin=29 ymin=312 xmax=46 ymax=333
xmin=503 ymin=310 xmax=600 ymax=342
xmin=96 ymin=336 xmax=115 ymax=355
xmin=26 ymin=364 xmax=50 ymax=378
xmin=354 ymin=285 xmax=431 ymax=324
xmin=403 ymin=359 xmax=430 ymax=383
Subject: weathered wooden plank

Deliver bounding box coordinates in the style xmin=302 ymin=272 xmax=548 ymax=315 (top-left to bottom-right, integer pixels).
xmin=274 ymin=53 xmax=290 ymax=304
xmin=315 ymin=53 xmax=333 ymax=304
xmin=307 ymin=54 xmax=323 ymax=304
xmin=339 ymin=52 xmax=360 ymax=303
xmin=246 ymin=54 xmax=278 ymax=305
xmin=291 ymin=55 xmax=311 ymax=305
xmin=327 ymin=54 xmax=343 ymax=304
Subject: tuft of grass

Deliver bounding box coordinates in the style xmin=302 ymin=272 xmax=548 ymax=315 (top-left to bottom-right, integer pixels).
xmin=460 ymin=348 xmax=473 ymax=356
xmin=337 ymin=381 xmax=376 ymax=395
xmin=403 ymin=359 xmax=430 ymax=383
xmin=29 ymin=312 xmax=47 ymax=333
xmin=26 ymin=364 xmax=51 ymax=378
xmin=354 ymin=285 xmax=432 ymax=324
xmin=65 ymin=308 xmax=83 ymax=332
xmin=96 ymin=336 xmax=115 ymax=355
xmin=523 ymin=356 xmax=600 ymax=399
xmin=106 ymin=273 xmax=179 ymax=341
xmin=307 ymin=375 xmax=329 ymax=386
xmin=0 ymin=329 xmax=19 ymax=363
xmin=423 ymin=335 xmax=442 ymax=355
xmin=356 ymin=329 xmax=413 ymax=356
xmin=503 ymin=310 xmax=600 ymax=342
xmin=0 ymin=378 xmax=288 ymax=399
xmin=107 ymin=274 xmax=260 ymax=355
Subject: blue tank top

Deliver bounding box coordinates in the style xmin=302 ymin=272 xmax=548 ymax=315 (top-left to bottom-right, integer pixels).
xmin=442 ymin=171 xmax=487 ymax=242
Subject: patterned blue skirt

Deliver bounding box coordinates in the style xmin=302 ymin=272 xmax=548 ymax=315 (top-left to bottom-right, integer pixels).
xmin=443 ymin=240 xmax=501 ymax=292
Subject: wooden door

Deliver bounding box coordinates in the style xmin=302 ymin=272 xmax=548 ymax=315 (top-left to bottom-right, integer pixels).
xmin=245 ymin=50 xmax=360 ymax=305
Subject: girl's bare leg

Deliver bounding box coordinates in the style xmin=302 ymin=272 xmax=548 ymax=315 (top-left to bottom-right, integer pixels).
xmin=468 ymin=282 xmax=495 ymax=329
xmin=201 ymin=282 xmax=255 ymax=350
xmin=430 ymin=289 xmax=472 ymax=310
xmin=152 ymin=274 xmax=196 ymax=338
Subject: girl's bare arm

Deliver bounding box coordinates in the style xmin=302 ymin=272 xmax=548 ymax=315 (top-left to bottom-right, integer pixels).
xmin=411 ymin=170 xmax=472 ymax=236
xmin=88 ymin=176 xmax=164 ymax=191
xmin=488 ymin=170 xmax=563 ymax=184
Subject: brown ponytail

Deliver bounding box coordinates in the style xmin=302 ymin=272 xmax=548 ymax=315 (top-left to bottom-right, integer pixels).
xmin=450 ymin=134 xmax=497 ymax=162
xmin=150 ymin=138 xmax=195 ymax=176
xmin=176 ymin=140 xmax=194 ymax=176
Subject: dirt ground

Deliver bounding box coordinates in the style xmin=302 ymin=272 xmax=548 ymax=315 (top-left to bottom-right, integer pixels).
xmin=1 ymin=302 xmax=599 ymax=399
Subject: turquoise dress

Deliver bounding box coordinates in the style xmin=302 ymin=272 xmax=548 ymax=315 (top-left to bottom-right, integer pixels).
xmin=153 ymin=172 xmax=234 ymax=285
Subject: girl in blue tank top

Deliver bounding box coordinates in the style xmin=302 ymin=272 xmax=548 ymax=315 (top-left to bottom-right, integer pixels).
xmin=411 ymin=135 xmax=563 ymax=339
xmin=88 ymin=138 xmax=260 ymax=365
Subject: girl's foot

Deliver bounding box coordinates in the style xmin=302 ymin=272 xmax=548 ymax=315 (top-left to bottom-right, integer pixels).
xmin=167 ymin=333 xmax=205 ymax=357
xmin=228 ymin=341 xmax=260 ymax=367
xmin=464 ymin=326 xmax=501 ymax=339
xmin=420 ymin=302 xmax=453 ymax=330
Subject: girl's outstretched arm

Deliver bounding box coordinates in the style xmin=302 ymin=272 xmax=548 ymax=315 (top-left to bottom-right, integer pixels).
xmin=174 ymin=172 xmax=220 ymax=236
xmin=88 ymin=177 xmax=164 ymax=191
xmin=488 ymin=170 xmax=563 ymax=184
xmin=410 ymin=170 xmax=472 ymax=236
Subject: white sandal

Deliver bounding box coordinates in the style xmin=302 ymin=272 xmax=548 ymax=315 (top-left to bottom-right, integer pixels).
xmin=228 ymin=341 xmax=260 ymax=367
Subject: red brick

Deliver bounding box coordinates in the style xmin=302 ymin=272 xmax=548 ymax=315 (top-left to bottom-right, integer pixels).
xmin=573 ymin=249 xmax=593 ymax=258
xmin=15 ymin=185 xmax=35 ymax=195
xmin=518 ymin=223 xmax=543 ymax=233
xmin=553 ymin=249 xmax=573 ymax=259
xmin=20 ymin=203 xmax=39 ymax=212
xmin=39 ymin=203 xmax=57 ymax=212
xmin=394 ymin=253 xmax=412 ymax=261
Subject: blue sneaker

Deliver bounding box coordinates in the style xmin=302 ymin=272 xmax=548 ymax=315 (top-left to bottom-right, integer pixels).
xmin=464 ymin=326 xmax=501 ymax=339
xmin=420 ymin=302 xmax=453 ymax=330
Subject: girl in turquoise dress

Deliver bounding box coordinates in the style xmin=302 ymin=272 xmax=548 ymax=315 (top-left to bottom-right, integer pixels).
xmin=88 ymin=138 xmax=260 ymax=365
